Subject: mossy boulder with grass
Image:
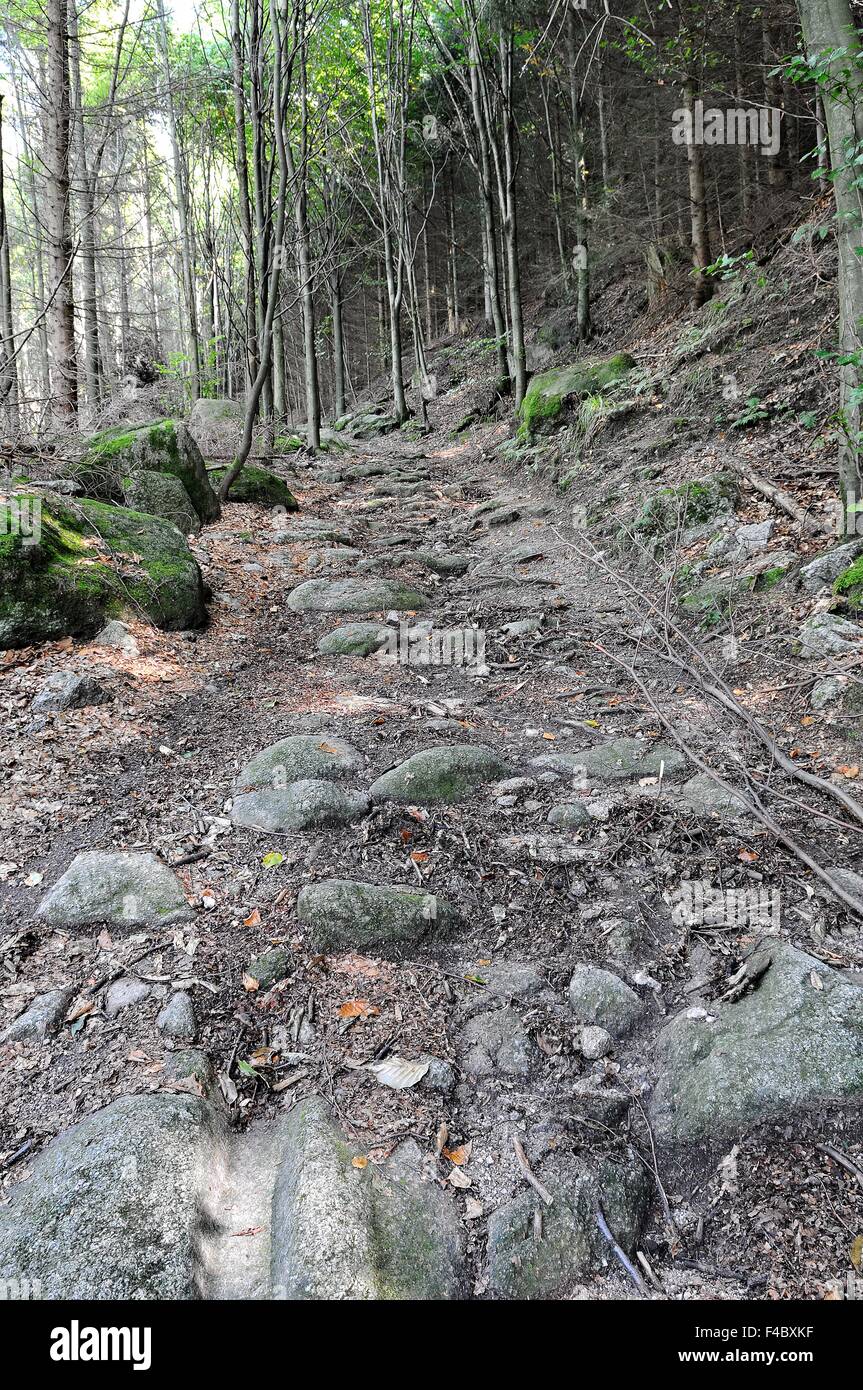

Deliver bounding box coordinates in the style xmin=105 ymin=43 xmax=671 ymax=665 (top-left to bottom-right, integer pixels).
xmin=0 ymin=492 xmax=207 ymax=647
xmin=74 ymin=420 xmax=220 ymax=524
xmin=211 ymin=465 xmax=298 ymax=510
xmin=518 ymin=353 xmax=636 ymax=440
xmin=834 ymin=556 xmax=863 ymax=612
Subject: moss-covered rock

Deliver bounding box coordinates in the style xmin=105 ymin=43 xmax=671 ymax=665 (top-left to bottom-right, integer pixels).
xmin=0 ymin=492 xmax=207 ymax=647
xmin=631 ymin=474 xmax=737 ymax=539
xmin=212 ymin=465 xmax=298 ymax=510
xmin=518 ymin=352 xmax=635 ymax=439
xmin=834 ymin=555 xmax=863 ymax=612
xmin=75 ymin=420 xmax=220 ymax=524
xmin=369 ymin=745 xmax=511 ymax=804
xmin=122 ymin=469 xmax=200 ymax=535
xmin=296 ymin=878 xmax=459 ymax=952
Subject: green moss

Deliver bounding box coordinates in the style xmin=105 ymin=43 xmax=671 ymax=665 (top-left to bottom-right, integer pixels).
xmin=75 ymin=419 xmax=219 ymax=524
xmin=834 ymin=556 xmax=863 ymax=611
xmin=274 ymin=434 xmax=303 ymax=453
xmin=211 ymin=465 xmax=298 ymax=510
xmin=632 ymin=474 xmax=737 ymax=538
xmin=0 ymin=492 xmax=207 ymax=647
xmin=518 ymin=352 xmax=635 ymax=441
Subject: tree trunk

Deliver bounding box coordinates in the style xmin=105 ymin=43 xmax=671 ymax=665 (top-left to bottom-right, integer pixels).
xmin=156 ymin=0 xmax=200 ymax=400
xmin=44 ymin=0 xmax=77 ymax=418
xmin=0 ymin=95 xmax=19 ymax=432
xmin=797 ymin=0 xmax=863 ymax=527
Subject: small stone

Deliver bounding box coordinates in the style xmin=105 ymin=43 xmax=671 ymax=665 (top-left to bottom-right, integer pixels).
xmin=104 ymin=978 xmax=151 ymax=1018
xmin=419 ymin=1056 xmax=456 ymax=1092
xmin=580 ymin=1025 xmax=613 ymax=1059
xmin=156 ymin=991 xmax=196 ymax=1042
xmin=246 ymin=948 xmax=293 ymax=991
xmin=547 ymin=802 xmax=590 ymax=828
xmin=492 ymin=777 xmax=537 ymax=797
xmin=568 ymin=964 xmax=645 ymax=1036
xmin=800 ymin=538 xmax=863 ymax=593
xmin=317 ymin=623 xmax=393 ymax=656
xmin=1 ymin=988 xmax=74 ymax=1043
xmin=297 ymin=879 xmax=458 ymax=952
xmin=733 ymin=519 xmax=775 ymax=554
xmin=810 ymin=677 xmax=843 ymax=710
xmin=287 ymin=577 xmax=427 ymax=613
xmin=93 ymin=620 xmax=138 ymax=656
xmin=462 ymin=1007 xmax=535 ymax=1077
xmin=232 ymin=779 xmax=369 ymax=833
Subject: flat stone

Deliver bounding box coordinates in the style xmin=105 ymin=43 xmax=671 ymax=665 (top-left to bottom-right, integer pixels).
xmin=0 ymin=1094 xmax=217 ymax=1298
xmin=317 ymin=623 xmax=393 ymax=656
xmin=370 ymin=745 xmax=511 ymax=804
xmin=288 ymin=578 xmax=427 ymax=612
xmin=105 ymin=978 xmax=151 ymax=1018
xmin=486 ymin=1151 xmax=648 ymax=1299
xmin=547 ymin=801 xmax=591 ymax=828
xmin=1 ymin=988 xmax=74 ymax=1044
xmin=232 ymin=779 xmax=370 ymax=833
xmin=31 ymin=672 xmax=111 ymax=713
xmin=37 ymin=851 xmax=193 ymax=931
xmin=797 ymin=612 xmax=863 ymax=657
xmin=271 ymin=1098 xmax=465 ymax=1299
xmin=234 ymin=734 xmax=364 ymax=798
xmin=734 ymin=520 xmax=775 ymax=554
xmin=533 ymin=738 xmax=687 ymax=784
xmin=156 ymin=991 xmax=196 ymax=1042
xmin=675 ymin=773 xmax=751 ymax=816
xmin=568 ymin=964 xmax=645 ymax=1037
xmin=461 ymin=1007 xmax=535 ymax=1077
xmin=296 ymin=878 xmax=459 ymax=952
xmin=651 ymin=941 xmax=863 ymax=1143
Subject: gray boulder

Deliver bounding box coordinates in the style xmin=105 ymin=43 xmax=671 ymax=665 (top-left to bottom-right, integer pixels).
xmin=568 ymin=964 xmax=645 ymax=1037
xmin=676 ymin=773 xmax=751 ymax=816
xmin=36 ymin=851 xmax=193 ymax=930
xmin=31 ymin=672 xmax=111 ymax=713
xmin=104 ymin=978 xmax=151 ymax=1018
xmin=296 ymin=878 xmax=459 ymax=952
xmin=0 ymin=1094 xmax=218 ymax=1298
xmin=370 ymin=745 xmax=511 ymax=805
xmin=234 ymin=734 xmax=364 ymax=798
xmin=246 ymin=947 xmax=293 ymax=991
xmin=271 ymin=1099 xmax=465 ymax=1299
xmin=486 ymin=1151 xmax=649 ymax=1299
xmin=122 ymin=469 xmax=200 ymax=535
xmin=547 ymin=802 xmax=591 ymax=828
xmin=650 ymin=941 xmax=863 ymax=1143
xmin=800 ymin=538 xmax=863 ymax=593
xmin=533 ymin=738 xmax=687 ymax=784
xmin=1 ymin=988 xmax=74 ymax=1044
xmin=797 ymin=612 xmax=863 ymax=658
xmin=232 ymin=779 xmax=369 ymax=833
xmin=317 ymin=623 xmax=393 ymax=656
xmin=461 ymin=1007 xmax=535 ymax=1077
xmin=287 ymin=577 xmax=427 ymax=613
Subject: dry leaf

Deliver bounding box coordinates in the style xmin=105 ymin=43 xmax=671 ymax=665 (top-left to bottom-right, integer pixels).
xmin=243 ymin=908 xmax=262 ymax=927
xmin=338 ymin=998 xmax=379 ymax=1020
xmin=352 ymin=1155 xmax=369 ymax=1169
xmin=737 ymin=847 xmax=759 ymax=863
xmin=810 ymin=970 xmax=824 ymax=991
xmin=443 ymin=1141 xmax=472 ymax=1166
xmin=448 ymin=1167 xmax=472 ymax=1189
xmin=364 ymin=1055 xmax=430 ymax=1089
xmin=836 ymin=765 xmax=860 ymax=779
xmin=464 ymin=1196 xmax=484 ymax=1220
xmin=851 ymin=1235 xmax=863 ymax=1273
xmin=410 ymin=850 xmax=429 ymax=863
xmin=242 ymin=972 xmax=260 ymax=992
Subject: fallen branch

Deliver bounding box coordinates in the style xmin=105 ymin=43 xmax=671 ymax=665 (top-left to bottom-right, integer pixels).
xmin=512 ymin=1136 xmax=553 ymax=1206
xmin=595 ymin=1206 xmax=648 ymax=1295
xmin=727 ymin=458 xmax=832 ymax=536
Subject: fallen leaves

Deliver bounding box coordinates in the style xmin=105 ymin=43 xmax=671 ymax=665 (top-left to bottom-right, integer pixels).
xmin=361 ymin=1055 xmax=429 ymax=1089
xmin=261 ymin=851 xmax=285 ymax=869
xmin=338 ymin=998 xmax=379 ymax=1020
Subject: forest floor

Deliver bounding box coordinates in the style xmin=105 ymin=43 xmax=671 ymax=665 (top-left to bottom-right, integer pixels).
xmin=3 ymin=263 xmax=863 ymax=1298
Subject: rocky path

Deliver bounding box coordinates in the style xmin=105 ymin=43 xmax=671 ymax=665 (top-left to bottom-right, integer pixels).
xmin=1 ymin=430 xmax=862 ymax=1300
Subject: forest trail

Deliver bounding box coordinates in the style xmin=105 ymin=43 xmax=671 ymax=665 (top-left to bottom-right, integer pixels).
xmin=2 ymin=419 xmax=863 ymax=1301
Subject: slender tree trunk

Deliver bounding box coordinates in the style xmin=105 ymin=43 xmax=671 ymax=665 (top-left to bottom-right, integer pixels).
xmin=156 ymin=0 xmax=200 ymax=400
xmin=44 ymin=0 xmax=77 ymax=418
xmin=682 ymin=75 xmax=713 ymax=307
xmin=67 ymin=0 xmax=101 ymax=415
xmin=0 ymin=95 xmax=19 ymax=431
xmin=797 ymin=0 xmax=863 ymax=526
